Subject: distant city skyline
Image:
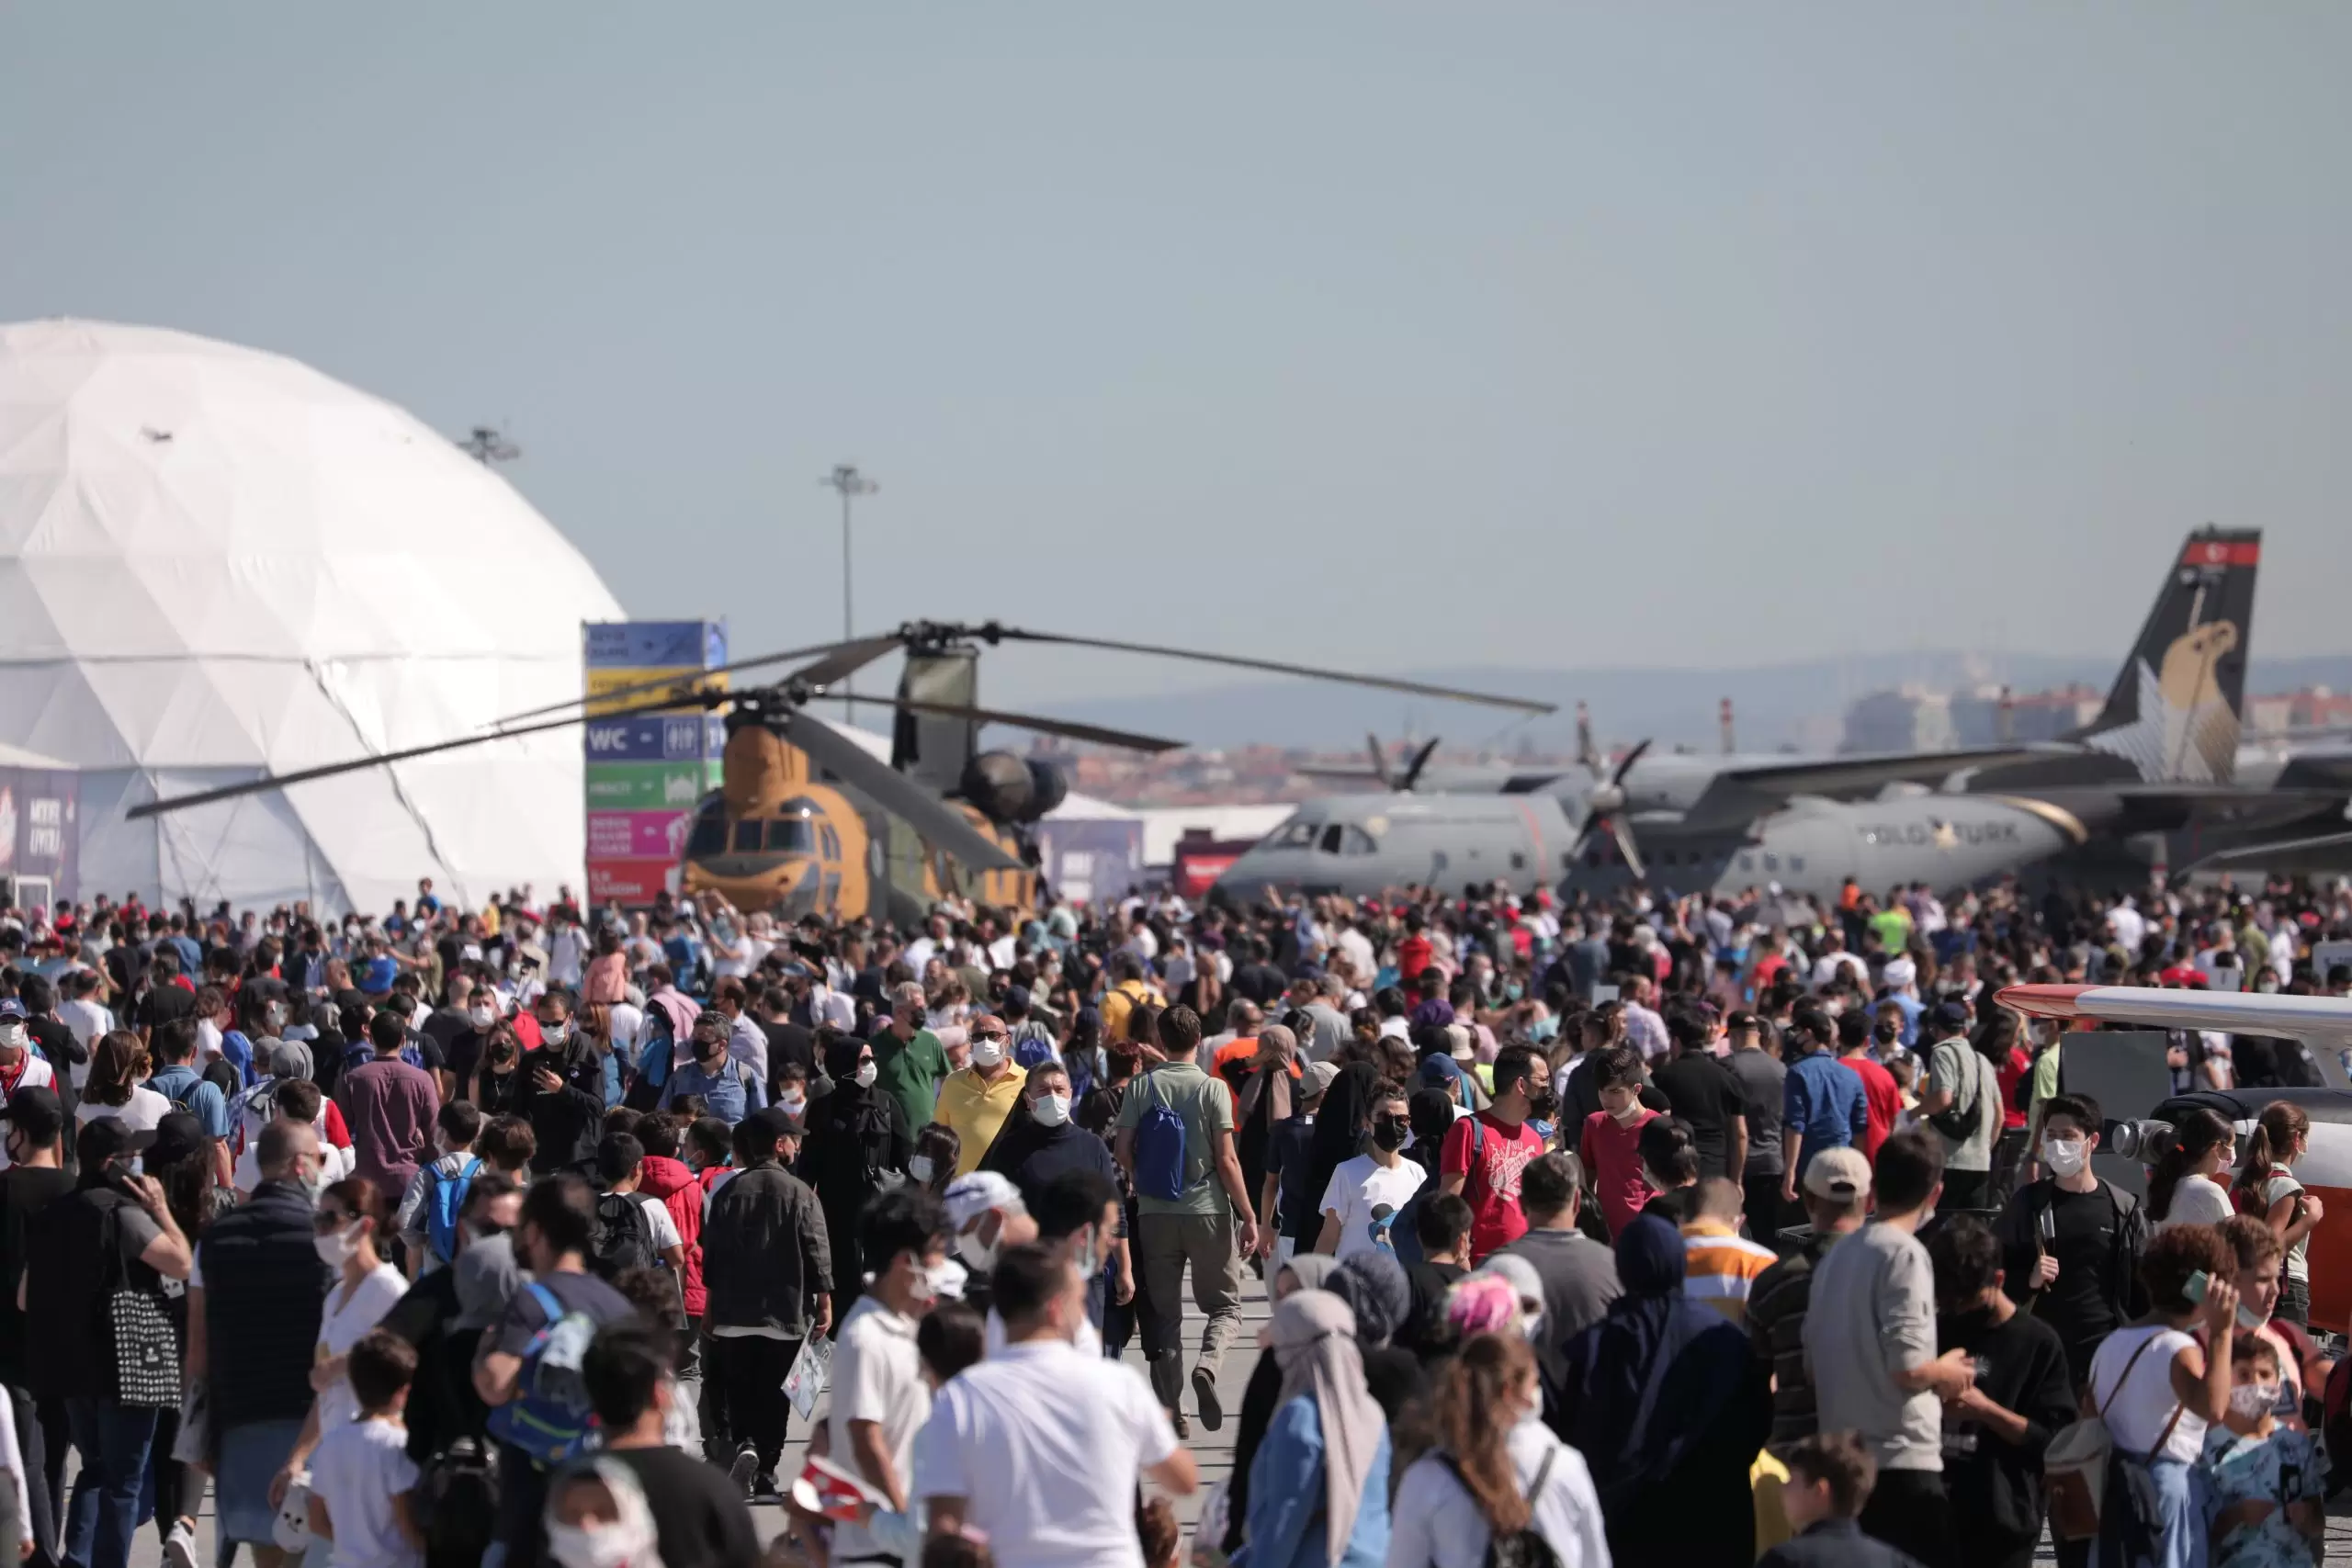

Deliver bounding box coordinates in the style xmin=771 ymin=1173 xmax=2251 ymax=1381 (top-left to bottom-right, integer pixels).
xmin=6 ymin=5 xmax=2350 ymax=711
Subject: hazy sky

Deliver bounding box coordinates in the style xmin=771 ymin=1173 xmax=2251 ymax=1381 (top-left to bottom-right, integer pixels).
xmin=6 ymin=5 xmax=2349 ymax=710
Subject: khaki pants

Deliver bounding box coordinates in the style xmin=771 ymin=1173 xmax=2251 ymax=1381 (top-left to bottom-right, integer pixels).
xmin=1136 ymin=1208 xmax=1243 ymax=1410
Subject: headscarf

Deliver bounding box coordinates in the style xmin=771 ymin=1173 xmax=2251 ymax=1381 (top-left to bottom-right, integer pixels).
xmin=1272 ymin=1290 xmax=1385 ymax=1567
xmin=821 ymin=1030 xmax=867 ymax=1089
xmin=1558 ymin=1215 xmax=1755 ymax=1509
xmin=1235 ymin=1023 xmax=1297 ymax=1128
xmin=544 ymin=1456 xmax=666 ymax=1568
xmin=1278 ymin=1254 xmax=1341 ymax=1295
xmin=1445 ymin=1273 xmax=1521 ymax=1337
xmin=1306 ymin=1061 xmax=1381 ymax=1220
xmin=1329 ymin=1251 xmax=1411 ymax=1347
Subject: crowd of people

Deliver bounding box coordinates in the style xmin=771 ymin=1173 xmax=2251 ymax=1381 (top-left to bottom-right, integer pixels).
xmin=0 ymin=866 xmax=2342 ymax=1568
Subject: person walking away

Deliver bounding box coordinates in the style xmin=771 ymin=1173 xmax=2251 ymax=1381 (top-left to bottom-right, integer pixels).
xmin=1314 ymin=1077 xmax=1423 ymax=1261
xmin=2235 ymin=1100 xmax=2322 ymax=1326
xmin=1925 ymin=1217 xmax=2075 ymax=1568
xmin=1916 ymin=1002 xmax=2000 ymax=1212
xmin=1496 ymin=1152 xmax=1621 ymax=1393
xmin=76 ymin=1032 xmax=169 ymax=1134
xmin=1386 ymin=1329 xmax=1610 ymax=1568
xmin=2199 ymin=1333 xmax=2324 ymax=1568
xmin=25 ymin=1117 xmax=192 ymax=1568
xmin=1992 ymin=1092 xmax=2148 ymax=1393
xmin=828 ymin=1188 xmax=951 ymax=1565
xmin=1113 ymin=1004 xmax=1258 ymax=1438
xmin=800 ymin=1032 xmax=910 ymax=1325
xmin=1221 ymin=1256 xmax=1340 ymax=1561
xmin=934 ymin=1015 xmax=1024 ymax=1178
xmin=274 ymin=1179 xmax=412 ymax=1499
xmin=1440 ymin=1046 xmax=1553 ymax=1260
xmin=338 ymin=1010 xmax=442 ymax=1212
xmin=1578 ymin=1045 xmax=1658 ymax=1241
xmin=1653 ymin=1007 xmax=1749 ymax=1180
xmin=190 ymin=1119 xmax=332 ymax=1568
xmin=1724 ymin=1009 xmax=1792 ymax=1249
xmin=911 ymin=1245 xmax=1194 ymax=1567
xmin=1778 ymin=1003 xmax=1865 ymax=1209
xmin=1257 ymin=1060 xmax=1333 ymax=1283
xmin=1679 ymin=1175 xmax=1779 ymax=1325
xmin=142 ymin=1018 xmax=234 ymax=1187
xmin=2148 ymin=1107 xmax=2237 ymax=1230
xmin=629 ymin=1115 xmax=707 ymax=1339
xmin=567 ymin=1322 xmax=760 ymax=1568
xmin=395 ymin=1100 xmax=483 ymax=1280
xmin=1749 ymin=1147 xmax=1872 ymax=1456
xmin=1555 ymin=1214 xmax=1771 ymax=1567
xmin=2084 ymin=1224 xmax=2241 ymax=1568
xmin=698 ymin=1106 xmax=831 ymax=1501
xmin=1397 ymin=1194 xmax=1474 ymax=1364
xmin=473 ymin=1174 xmax=641 ymax=1568
xmin=303 ymin=1330 xmax=425 ymax=1568
xmin=591 ymin=1134 xmax=687 ymax=1286
xmin=1835 ymin=1011 xmax=1902 ymax=1164
xmin=0 ymin=1088 xmax=73 ymax=1565
xmin=1758 ymin=1432 xmax=1927 ymax=1568
xmin=1802 ymin=1128 xmax=1976 ymax=1567
xmin=1232 ymin=1025 xmax=1301 ymax=1231
xmin=1231 ymin=1288 xmax=1391 ymax=1568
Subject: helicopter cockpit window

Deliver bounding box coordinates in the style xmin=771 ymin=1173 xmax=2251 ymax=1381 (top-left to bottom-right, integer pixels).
xmin=765 ymin=818 xmax=815 ymax=853
xmin=1269 ymin=819 xmax=1320 ymax=850
xmin=686 ymin=810 xmax=728 ymax=857
xmin=731 ymin=819 xmax=763 ymax=853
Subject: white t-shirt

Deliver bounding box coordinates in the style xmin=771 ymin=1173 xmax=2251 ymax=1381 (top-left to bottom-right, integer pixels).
xmin=233 ymin=1086 xmax=349 ymax=1192
xmin=2087 ymin=1325 xmax=2203 ymax=1462
xmin=2161 ymin=1175 xmax=2235 ymax=1230
xmin=306 ymin=1415 xmax=422 ymax=1568
xmin=1387 ymin=1416 xmax=1611 ymax=1568
xmin=615 ymin=1190 xmax=682 ymax=1253
xmin=828 ymin=1296 xmax=933 ymax=1562
xmin=910 ymin=1339 xmax=1176 ymax=1568
xmin=0 ymin=1057 xmax=56 ymax=1171
xmin=1317 ymin=1153 xmax=1426 ymax=1260
xmin=316 ymin=1265 xmax=411 ymax=1433
xmin=76 ymin=1086 xmax=169 ymax=1133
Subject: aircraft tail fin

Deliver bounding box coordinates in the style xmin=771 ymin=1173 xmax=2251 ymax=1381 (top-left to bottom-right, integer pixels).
xmin=2068 ymin=528 xmax=2259 ymax=782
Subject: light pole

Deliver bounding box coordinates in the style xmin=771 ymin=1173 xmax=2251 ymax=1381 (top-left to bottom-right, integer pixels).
xmin=819 ymin=463 xmax=878 ymax=719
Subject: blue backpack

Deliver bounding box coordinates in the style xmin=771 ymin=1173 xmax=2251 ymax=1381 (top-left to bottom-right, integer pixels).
xmin=1133 ymin=1073 xmax=1191 ymax=1202
xmin=484 ymin=1282 xmax=600 ymax=1467
xmin=422 ymin=1156 xmax=481 ymax=1265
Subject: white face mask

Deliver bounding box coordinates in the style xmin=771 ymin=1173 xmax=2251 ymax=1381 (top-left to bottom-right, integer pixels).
xmin=0 ymin=1022 xmax=25 ymax=1052
xmin=956 ymin=1224 xmax=998 ymax=1271
xmin=469 ymin=1007 xmax=495 ymax=1030
xmin=312 ymin=1224 xmax=361 ymax=1269
xmin=1032 ymin=1093 xmax=1071 ymax=1128
xmin=545 ymin=1517 xmax=659 ymax=1568
xmin=907 ymin=1153 xmax=935 ymax=1184
xmin=2238 ymin=1299 xmax=2272 ymax=1333
xmin=971 ymin=1039 xmax=1007 ymax=1069
xmin=854 ymin=1060 xmax=878 ymax=1089
xmin=780 ymin=1092 xmax=807 ymax=1116
xmin=2041 ymin=1136 xmax=2089 ymax=1179
xmin=2229 ymin=1381 xmax=2278 ymax=1420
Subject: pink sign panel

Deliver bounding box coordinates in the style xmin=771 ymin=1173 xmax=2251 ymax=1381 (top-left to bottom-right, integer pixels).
xmin=585 ymin=810 xmax=691 ymax=861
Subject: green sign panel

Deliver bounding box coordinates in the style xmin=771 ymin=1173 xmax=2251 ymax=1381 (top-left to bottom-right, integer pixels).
xmin=582 ymin=761 xmax=719 ymax=811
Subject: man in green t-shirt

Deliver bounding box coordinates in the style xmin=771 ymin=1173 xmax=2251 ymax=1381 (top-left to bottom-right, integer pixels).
xmin=868 ymin=981 xmax=947 ymax=1139
xmin=1114 ymin=1004 xmax=1259 ymax=1437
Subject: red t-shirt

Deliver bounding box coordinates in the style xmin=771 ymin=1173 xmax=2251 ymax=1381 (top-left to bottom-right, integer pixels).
xmin=1838 ymin=1055 xmax=1903 ymax=1162
xmin=1441 ymin=1111 xmax=1545 ymax=1261
xmin=1581 ymin=1107 xmax=1660 ymax=1240
xmin=1995 ymin=1047 xmax=2031 ymax=1130
xmin=1751 ymin=954 xmax=1789 ymax=990
xmin=1397 ymin=934 xmax=1434 ymax=984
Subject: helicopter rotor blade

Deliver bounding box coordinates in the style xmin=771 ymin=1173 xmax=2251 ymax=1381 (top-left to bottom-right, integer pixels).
xmin=785 ymin=634 xmax=909 ymax=693
xmin=1400 ymin=737 xmax=1442 ymax=792
xmin=125 ymin=687 xmax=723 ymax=820
xmin=799 ymin=694 xmax=1181 ymax=753
xmin=483 ymin=636 xmax=885 ymax=729
xmin=784 ymin=711 xmax=1024 ymax=874
xmin=972 ymin=626 xmax=1556 ymax=715
xmin=1365 ymin=733 xmax=1395 ymax=791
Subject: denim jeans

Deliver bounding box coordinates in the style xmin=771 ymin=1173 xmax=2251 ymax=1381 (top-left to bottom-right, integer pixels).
xmin=62 ymin=1398 xmax=159 ymax=1568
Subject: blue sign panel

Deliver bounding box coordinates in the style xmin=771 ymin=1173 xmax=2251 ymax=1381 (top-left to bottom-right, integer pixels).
xmin=583 ymin=621 xmax=729 ymax=671
xmin=581 ymin=714 xmax=725 ymax=762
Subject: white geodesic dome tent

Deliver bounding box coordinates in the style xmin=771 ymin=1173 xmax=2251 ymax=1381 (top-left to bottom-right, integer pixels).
xmin=0 ymin=320 xmax=625 ymax=914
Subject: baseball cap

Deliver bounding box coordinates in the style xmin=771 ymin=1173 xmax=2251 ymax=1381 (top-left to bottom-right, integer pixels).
xmin=741 ymin=1106 xmax=804 ymax=1144
xmin=0 ymin=1000 xmax=26 ymax=1022
xmin=1927 ymin=999 xmax=1971 ymax=1034
xmin=0 ymin=1085 xmax=62 ymax=1143
xmin=1803 ymin=1146 xmax=1873 ymax=1202
xmin=77 ymin=1113 xmax=157 ymax=1170
xmin=150 ymin=1111 xmax=207 ymax=1171
xmin=944 ymin=1170 xmax=1022 ymax=1230
xmin=1301 ymin=1060 xmax=1340 ymax=1100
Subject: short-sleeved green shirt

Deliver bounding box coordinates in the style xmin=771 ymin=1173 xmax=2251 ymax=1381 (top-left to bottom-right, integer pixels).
xmin=868 ymin=1023 xmax=947 ymax=1140
xmin=1115 ymin=1059 xmax=1234 ymax=1217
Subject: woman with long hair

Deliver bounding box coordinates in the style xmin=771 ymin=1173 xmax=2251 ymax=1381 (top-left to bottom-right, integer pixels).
xmin=461 ymin=1021 xmax=531 ymax=1117
xmin=2236 ymin=1100 xmax=2323 ymax=1324
xmin=1234 ymin=1289 xmax=1391 ymax=1567
xmin=76 ymin=1030 xmax=168 ymax=1130
xmin=1387 ymin=1332 xmax=1608 ymax=1568
xmin=144 ymin=1111 xmax=230 ymax=1566
xmin=2149 ymin=1107 xmax=2236 ymax=1227
xmin=1233 ymin=1025 xmax=1299 ymax=1214
xmin=575 ymin=1000 xmax=620 ymax=1108
xmin=1974 ymin=1008 xmax=2033 ymax=1197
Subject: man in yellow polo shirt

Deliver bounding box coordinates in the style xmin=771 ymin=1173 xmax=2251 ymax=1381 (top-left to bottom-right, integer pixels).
xmin=935 ymin=1012 xmax=1027 ymax=1176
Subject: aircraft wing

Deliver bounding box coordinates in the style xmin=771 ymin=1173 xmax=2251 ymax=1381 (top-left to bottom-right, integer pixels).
xmin=2189 ymin=827 xmax=2352 ymax=875
xmin=1674 ymin=745 xmax=2047 ymax=829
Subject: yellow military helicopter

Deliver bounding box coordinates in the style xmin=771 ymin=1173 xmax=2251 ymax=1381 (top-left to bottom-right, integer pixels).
xmin=130 ymin=621 xmax=1553 ymax=921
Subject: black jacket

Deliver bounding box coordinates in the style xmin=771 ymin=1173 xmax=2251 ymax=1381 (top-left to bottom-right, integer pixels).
xmin=198 ymin=1180 xmax=334 ymax=1427
xmin=1758 ymin=1519 xmax=1926 ymax=1568
xmin=518 ymin=1042 xmax=606 ymax=1174
xmin=701 ymin=1164 xmax=831 ymax=1336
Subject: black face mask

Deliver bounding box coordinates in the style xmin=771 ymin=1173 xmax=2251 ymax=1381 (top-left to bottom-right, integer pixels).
xmin=1371 ymin=1118 xmax=1408 ymax=1153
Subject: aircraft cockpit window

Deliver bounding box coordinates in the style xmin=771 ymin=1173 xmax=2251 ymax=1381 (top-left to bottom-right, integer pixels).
xmin=766 ymin=818 xmax=815 ymax=853
xmin=732 ymin=819 xmax=763 ymax=853
xmin=686 ymin=816 xmax=727 ymax=856
xmin=1318 ymin=824 xmax=1345 ymax=854
xmin=1270 ymin=820 xmax=1319 ymax=849
xmin=1340 ymin=826 xmax=1378 ymax=855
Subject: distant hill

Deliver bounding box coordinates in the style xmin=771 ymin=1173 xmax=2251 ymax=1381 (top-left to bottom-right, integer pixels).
xmin=1018 ymin=654 xmax=2352 ymax=754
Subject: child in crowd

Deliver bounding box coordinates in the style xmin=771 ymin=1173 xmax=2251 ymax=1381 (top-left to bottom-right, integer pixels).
xmin=306 ymin=1329 xmax=424 ymax=1568
xmin=2201 ymin=1335 xmax=2324 ymax=1567
xmin=1757 ymin=1431 xmax=1880 ymax=1568
xmin=1581 ymin=1046 xmax=1658 ymax=1238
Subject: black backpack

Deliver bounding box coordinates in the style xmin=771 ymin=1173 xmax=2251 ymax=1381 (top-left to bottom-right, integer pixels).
xmin=416 ymin=1437 xmax=498 ymax=1568
xmin=1442 ymin=1447 xmax=1561 ymax=1568
xmin=591 ymin=1191 xmax=658 ymax=1279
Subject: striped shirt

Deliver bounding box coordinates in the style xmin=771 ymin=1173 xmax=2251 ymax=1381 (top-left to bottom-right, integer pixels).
xmin=1680 ymin=1221 xmax=1778 ymax=1325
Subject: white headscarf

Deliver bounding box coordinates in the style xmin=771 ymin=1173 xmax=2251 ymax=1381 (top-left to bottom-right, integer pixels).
xmin=544 ymin=1458 xmax=666 ymax=1568
xmin=1271 ymin=1289 xmax=1386 ymax=1565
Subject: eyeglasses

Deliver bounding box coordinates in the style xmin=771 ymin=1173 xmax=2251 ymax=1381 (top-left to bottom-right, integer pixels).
xmin=974 ymin=1032 xmax=1008 ymax=1043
